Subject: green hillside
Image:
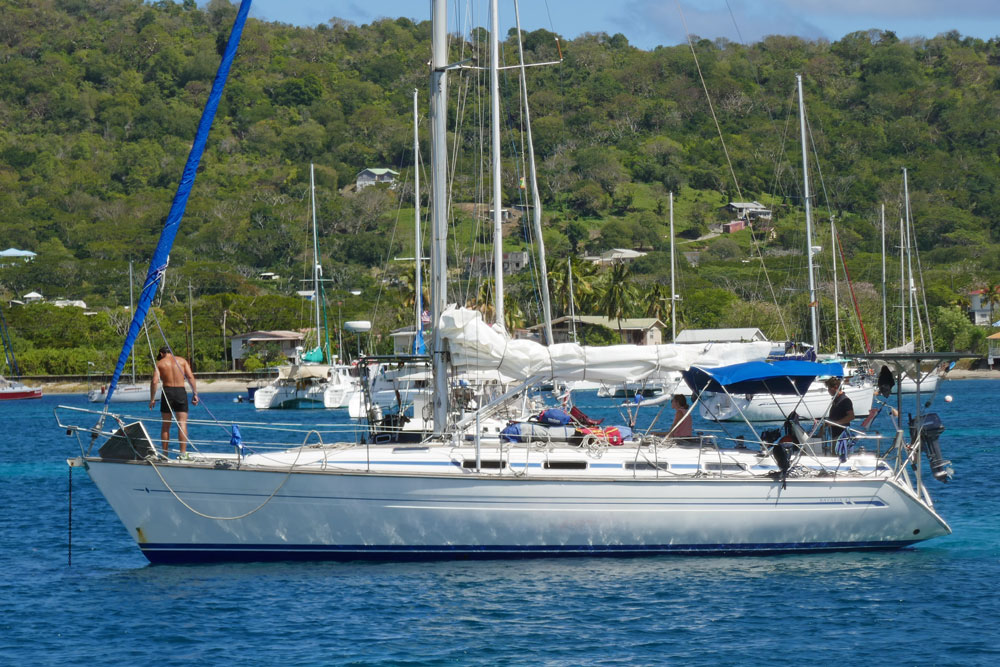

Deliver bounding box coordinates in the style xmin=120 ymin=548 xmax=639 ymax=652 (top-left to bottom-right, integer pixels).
xmin=1 ymin=0 xmax=998 ymax=373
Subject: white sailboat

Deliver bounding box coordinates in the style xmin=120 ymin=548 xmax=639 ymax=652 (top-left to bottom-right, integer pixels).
xmin=89 ymin=262 xmax=155 ymax=403
xmin=61 ymin=11 xmax=952 ymax=563
xmin=698 ymin=75 xmax=874 ymax=422
xmin=1 ymin=306 xmax=42 ymax=400
xmin=873 ymin=172 xmax=940 ymax=395
xmin=254 ymin=163 xmax=343 ymax=410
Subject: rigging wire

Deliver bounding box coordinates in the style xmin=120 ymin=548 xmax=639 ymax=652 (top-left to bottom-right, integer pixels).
xmin=806 ymin=116 xmax=871 ymax=353
xmin=680 ymin=0 xmax=787 ymax=339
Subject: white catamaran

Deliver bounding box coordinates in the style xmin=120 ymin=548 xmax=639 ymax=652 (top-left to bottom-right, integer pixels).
xmin=61 ymin=1 xmax=953 ymax=564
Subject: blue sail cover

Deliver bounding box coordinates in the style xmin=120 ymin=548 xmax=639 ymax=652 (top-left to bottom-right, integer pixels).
xmin=103 ymin=0 xmax=252 ymax=406
xmin=682 ymin=360 xmax=844 ymax=396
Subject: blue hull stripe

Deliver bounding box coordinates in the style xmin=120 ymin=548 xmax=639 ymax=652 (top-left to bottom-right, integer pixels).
xmin=139 ymin=540 xmax=919 ymax=564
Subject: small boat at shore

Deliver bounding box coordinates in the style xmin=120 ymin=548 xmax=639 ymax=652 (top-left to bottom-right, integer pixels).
xmin=1 ymin=306 xmax=41 ymax=400
xmin=1 ymin=375 xmax=42 ymax=400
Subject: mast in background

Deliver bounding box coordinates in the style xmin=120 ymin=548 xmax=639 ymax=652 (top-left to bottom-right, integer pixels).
xmin=670 ymin=191 xmax=677 ymax=341
xmin=513 ymin=0 xmax=552 ymax=344
xmin=880 ymin=204 xmax=887 ymax=349
xmin=413 ymin=89 xmax=424 ymax=353
xmin=796 ymin=74 xmax=820 ymax=353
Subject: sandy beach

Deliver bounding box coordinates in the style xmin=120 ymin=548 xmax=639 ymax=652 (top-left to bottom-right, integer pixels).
xmin=36 ymin=379 xmax=250 ymax=395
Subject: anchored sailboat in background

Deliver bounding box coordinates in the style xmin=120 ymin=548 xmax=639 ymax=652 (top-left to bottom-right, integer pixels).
xmin=1 ymin=306 xmax=41 ymax=400
xmin=699 ymin=74 xmax=874 ymax=423
xmin=59 ymin=2 xmax=954 ymax=564
xmin=254 ymin=163 xmax=359 ymax=410
xmin=89 ymin=262 xmax=156 ymax=403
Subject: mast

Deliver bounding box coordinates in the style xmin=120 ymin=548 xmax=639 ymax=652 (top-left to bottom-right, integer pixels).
xmin=880 ymin=204 xmax=887 ymax=349
xmin=187 ymin=280 xmax=194 ymax=369
xmin=670 ymin=191 xmax=677 ymax=340
xmin=489 ymin=0 xmax=505 ymax=331
xmin=129 ymin=260 xmax=136 ymax=383
xmin=831 ymin=215 xmax=840 ymax=354
xmin=513 ymin=0 xmax=552 ymax=344
xmin=310 ymin=163 xmax=322 ymax=359
xmin=796 ymin=74 xmax=819 ymax=353
xmin=903 ymin=168 xmax=917 ymax=346
xmin=413 ymin=89 xmax=423 ymax=351
xmin=429 ymin=0 xmax=449 ymax=433
xmin=567 ymin=258 xmax=577 ymax=343
xmin=899 ymin=215 xmax=906 ymax=346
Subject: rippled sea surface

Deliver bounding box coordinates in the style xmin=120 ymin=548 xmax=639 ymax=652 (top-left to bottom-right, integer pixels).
xmin=2 ymin=380 xmax=998 ymax=666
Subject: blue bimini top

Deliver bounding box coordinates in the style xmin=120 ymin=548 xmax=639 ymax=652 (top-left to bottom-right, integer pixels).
xmin=682 ymin=360 xmax=843 ymax=396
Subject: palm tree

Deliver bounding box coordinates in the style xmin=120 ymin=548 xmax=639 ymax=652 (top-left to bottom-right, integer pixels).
xmin=547 ymin=256 xmax=598 ymax=318
xmin=645 ymin=281 xmax=670 ymax=322
xmin=547 ymin=265 xmax=569 ymax=318
xmin=599 ymin=260 xmax=638 ymax=342
xmin=504 ymin=297 xmax=526 ymax=332
xmin=985 ymin=281 xmax=1000 ymax=325
xmin=471 ymin=279 xmax=496 ymax=324
xmin=397 ymin=264 xmax=429 ymax=325
xmin=569 ymin=256 xmax=598 ymax=313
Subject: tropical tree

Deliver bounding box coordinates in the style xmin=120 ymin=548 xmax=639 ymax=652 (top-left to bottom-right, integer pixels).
xmin=984 ymin=281 xmax=1000 ymax=325
xmin=644 ymin=281 xmax=670 ymax=322
xmin=598 ymin=261 xmax=638 ymax=342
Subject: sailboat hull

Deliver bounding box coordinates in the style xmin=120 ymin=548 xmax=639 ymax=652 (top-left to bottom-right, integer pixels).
xmin=88 ymin=384 xmax=159 ymax=403
xmin=700 ymin=382 xmax=874 ymax=422
xmin=253 ymin=383 xmax=327 ymax=409
xmin=84 ymin=459 xmax=949 ymax=564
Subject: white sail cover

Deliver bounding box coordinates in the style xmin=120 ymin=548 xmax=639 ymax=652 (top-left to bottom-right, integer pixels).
xmin=439 ymin=307 xmax=772 ymax=383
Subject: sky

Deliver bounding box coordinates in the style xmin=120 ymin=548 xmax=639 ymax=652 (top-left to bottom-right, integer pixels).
xmin=241 ymin=0 xmax=1000 ymax=51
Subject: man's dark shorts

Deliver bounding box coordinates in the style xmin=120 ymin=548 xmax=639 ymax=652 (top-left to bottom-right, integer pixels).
xmin=160 ymin=386 xmax=189 ymax=414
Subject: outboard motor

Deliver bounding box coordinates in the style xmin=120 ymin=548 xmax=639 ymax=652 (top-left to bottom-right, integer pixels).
xmin=877 ymin=365 xmax=895 ymax=398
xmin=909 ymin=412 xmax=953 ymax=482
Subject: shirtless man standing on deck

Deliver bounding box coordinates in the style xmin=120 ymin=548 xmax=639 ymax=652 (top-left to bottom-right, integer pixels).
xmin=149 ymin=346 xmax=199 ymax=458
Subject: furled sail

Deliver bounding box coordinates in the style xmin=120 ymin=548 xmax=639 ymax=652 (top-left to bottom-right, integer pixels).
xmin=102 ymin=0 xmax=252 ymax=407
xmin=438 ymin=307 xmax=772 ymax=383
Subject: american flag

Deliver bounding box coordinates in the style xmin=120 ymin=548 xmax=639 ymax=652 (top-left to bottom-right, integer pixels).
xmin=421 ymin=310 xmax=431 ymax=324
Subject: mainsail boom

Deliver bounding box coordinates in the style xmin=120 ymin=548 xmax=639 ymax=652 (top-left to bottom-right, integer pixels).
xmin=439 ymin=308 xmax=772 ymax=383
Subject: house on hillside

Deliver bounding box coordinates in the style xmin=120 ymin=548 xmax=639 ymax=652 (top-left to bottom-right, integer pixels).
xmin=467 ymin=251 xmax=530 ymax=277
xmin=23 ymin=291 xmax=43 ymax=303
xmin=722 ymin=220 xmax=746 ymax=234
xmin=230 ymin=330 xmax=306 ymax=369
xmin=726 ymin=201 xmax=772 ymax=222
xmin=356 ymin=168 xmax=399 ymax=191
xmin=969 ymin=289 xmax=999 ymax=326
xmin=0 ymin=248 xmax=36 ymax=264
xmin=586 ymin=248 xmax=648 ymax=266
xmin=52 ymin=299 xmax=87 ymax=309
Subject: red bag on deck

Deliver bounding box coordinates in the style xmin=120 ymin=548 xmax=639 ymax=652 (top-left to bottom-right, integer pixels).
xmin=578 ymin=426 xmax=624 ymax=446
xmin=570 ymin=405 xmax=603 ymax=426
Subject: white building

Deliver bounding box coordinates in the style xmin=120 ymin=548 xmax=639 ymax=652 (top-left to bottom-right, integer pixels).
xmin=356 ymin=168 xmax=399 ymax=191
xmin=726 ymin=201 xmax=772 ymax=221
xmin=969 ymin=289 xmax=999 ymax=326
xmin=0 ymin=248 xmax=36 ymax=264
xmin=587 ymin=248 xmax=648 ymax=266
xmin=230 ymin=330 xmax=306 ymax=369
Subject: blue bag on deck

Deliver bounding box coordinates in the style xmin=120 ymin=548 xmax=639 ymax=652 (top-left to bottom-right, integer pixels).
xmin=537 ymin=408 xmax=572 ymax=426
xmin=500 ymin=422 xmax=522 ymax=443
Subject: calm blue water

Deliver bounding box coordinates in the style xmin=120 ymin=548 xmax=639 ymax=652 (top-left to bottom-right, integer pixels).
xmin=2 ymin=381 xmax=999 ymax=665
